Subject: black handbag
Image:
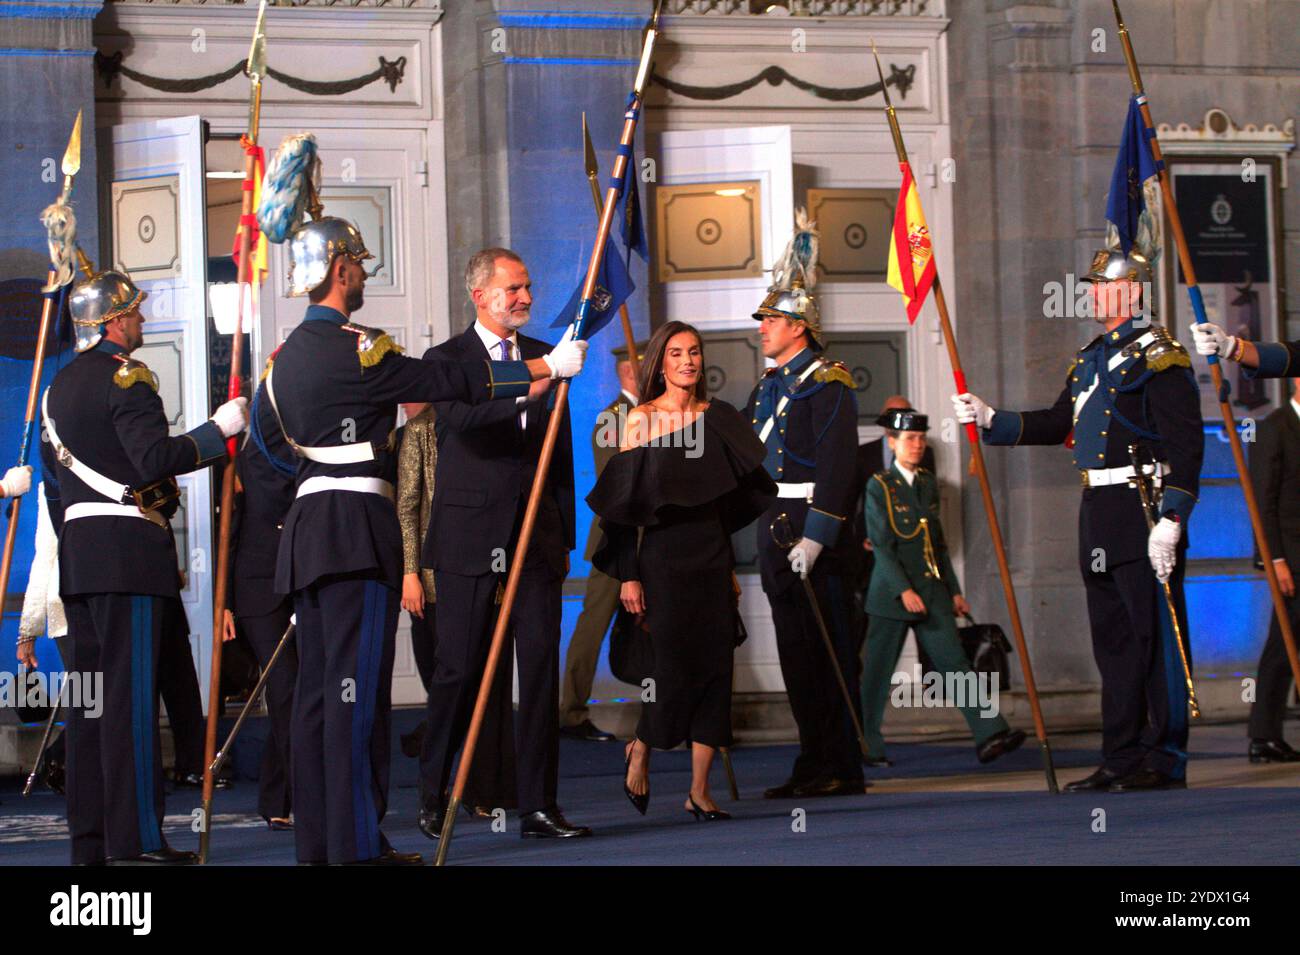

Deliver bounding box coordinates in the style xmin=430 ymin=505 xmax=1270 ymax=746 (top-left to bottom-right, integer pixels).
xmin=15 ymin=666 xmax=54 ymax=725
xmin=609 ymin=609 xmax=654 ymax=686
xmin=958 ymin=614 xmax=1014 ymax=692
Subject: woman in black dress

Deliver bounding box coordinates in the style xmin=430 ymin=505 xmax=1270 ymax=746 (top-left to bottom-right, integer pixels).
xmin=587 ymin=321 xmax=774 ymax=820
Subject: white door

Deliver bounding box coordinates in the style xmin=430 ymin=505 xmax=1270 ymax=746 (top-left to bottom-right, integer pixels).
xmin=101 ymin=115 xmax=215 ymax=709
xmin=256 ymin=124 xmax=444 ymax=707
xmin=636 ymin=125 xmax=794 ymax=697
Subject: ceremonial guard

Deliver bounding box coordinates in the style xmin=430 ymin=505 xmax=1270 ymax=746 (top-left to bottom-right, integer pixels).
xmin=746 ymin=213 xmax=866 ymax=798
xmin=254 ymin=135 xmax=585 ymax=865
xmin=954 ymin=231 xmax=1204 ymax=792
xmin=222 ymin=353 xmax=299 ymax=829
xmin=861 ymin=409 xmax=1025 ymax=765
xmin=31 ymin=253 xmax=248 ymax=865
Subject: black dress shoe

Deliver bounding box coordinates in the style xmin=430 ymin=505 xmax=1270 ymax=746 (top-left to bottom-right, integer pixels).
xmin=1109 ymin=768 xmax=1187 ymax=792
xmin=417 ymin=804 xmax=447 ymax=841
xmin=863 ymin=756 xmax=893 ymax=768
xmin=793 ymin=776 xmax=867 ymax=798
xmin=263 ymin=816 xmax=294 ymax=831
xmin=560 ymin=719 xmax=616 ymax=742
xmin=976 ymin=728 xmax=1027 ymax=764
xmin=685 ymin=795 xmax=732 ymax=821
xmin=173 ymin=771 xmax=230 ymax=790
xmin=348 ymin=846 xmax=423 ymax=866
xmin=1249 ymin=739 xmax=1300 ymax=763
xmin=520 ymin=808 xmax=592 ymax=839
xmin=1063 ymin=768 xmax=1122 ymax=792
xmin=762 ymin=780 xmax=801 ymax=799
xmin=108 ymin=845 xmax=198 ymax=866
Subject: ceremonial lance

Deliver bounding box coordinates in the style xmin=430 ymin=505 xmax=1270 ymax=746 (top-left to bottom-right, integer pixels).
xmin=1109 ymin=1 xmax=1300 ymax=694
xmin=6 ymin=111 xmax=82 ymax=668
xmin=201 ymin=0 xmax=268 ymax=864
xmin=870 ymin=40 xmax=1059 ymax=793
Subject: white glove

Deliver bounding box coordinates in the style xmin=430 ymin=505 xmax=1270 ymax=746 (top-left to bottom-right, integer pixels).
xmin=786 ymin=537 xmax=824 ymax=578
xmin=1190 ymin=322 xmax=1236 ymax=360
xmin=951 ymin=392 xmax=994 ymax=430
xmin=1 ymin=465 xmax=32 ymax=498
xmin=1148 ymin=517 xmax=1181 ymax=583
xmin=542 ymin=325 xmax=588 ymax=380
xmin=211 ymin=396 xmax=250 ymax=438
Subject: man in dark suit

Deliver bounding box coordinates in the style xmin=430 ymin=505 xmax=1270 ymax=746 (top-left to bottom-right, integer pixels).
xmin=558 ymin=358 xmax=638 ymax=741
xmin=418 ymin=248 xmax=590 ymax=839
xmin=222 ymin=357 xmax=300 ymax=827
xmin=1246 ymin=378 xmax=1300 ymax=763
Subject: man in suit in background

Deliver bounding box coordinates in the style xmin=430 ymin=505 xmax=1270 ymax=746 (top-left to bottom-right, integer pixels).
xmin=1246 ymin=377 xmax=1300 ymax=763
xmin=558 ymin=357 xmax=638 ymax=742
xmin=418 ymin=248 xmax=591 ymax=839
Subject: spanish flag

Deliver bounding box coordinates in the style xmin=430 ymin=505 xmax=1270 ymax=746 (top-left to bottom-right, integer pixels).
xmin=231 ymin=142 xmax=268 ymax=286
xmin=886 ymin=162 xmax=936 ymax=324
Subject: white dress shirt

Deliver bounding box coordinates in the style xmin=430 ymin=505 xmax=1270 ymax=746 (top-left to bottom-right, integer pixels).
xmin=475 ymin=320 xmax=527 ymax=429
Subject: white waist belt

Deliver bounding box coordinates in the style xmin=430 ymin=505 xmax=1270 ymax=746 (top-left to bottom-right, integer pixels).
xmin=296 ymin=476 xmax=394 ymax=502
xmin=1080 ymin=462 xmax=1169 ymax=488
xmin=64 ymin=502 xmax=167 ymax=528
xmin=776 ymin=482 xmax=816 ymax=502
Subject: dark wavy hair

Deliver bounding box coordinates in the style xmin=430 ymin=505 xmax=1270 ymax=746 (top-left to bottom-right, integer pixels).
xmin=636 ymin=321 xmax=708 ymax=404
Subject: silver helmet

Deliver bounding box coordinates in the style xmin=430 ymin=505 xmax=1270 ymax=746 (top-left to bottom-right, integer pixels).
xmin=286 ymin=216 xmax=373 ymax=297
xmin=1084 ymin=246 xmax=1153 ymax=286
xmin=753 ymin=208 xmax=825 ymax=349
xmin=68 ymin=252 xmax=147 ymax=353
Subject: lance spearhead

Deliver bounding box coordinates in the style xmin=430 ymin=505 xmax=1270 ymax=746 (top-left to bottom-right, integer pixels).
xmin=59 ymin=109 xmax=82 ymax=204
xmin=245 ymin=0 xmax=269 ymax=140
xmin=869 ymin=38 xmax=908 ymax=164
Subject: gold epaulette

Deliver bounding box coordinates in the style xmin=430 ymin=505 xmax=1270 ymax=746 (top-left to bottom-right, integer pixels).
xmin=1143 ymin=325 xmax=1192 ymax=372
xmin=342 ymin=322 xmax=403 ymax=368
xmin=259 ymin=345 xmax=282 ymax=383
xmin=813 ymin=359 xmax=854 ymax=389
xmin=112 ymin=356 xmax=159 ymax=392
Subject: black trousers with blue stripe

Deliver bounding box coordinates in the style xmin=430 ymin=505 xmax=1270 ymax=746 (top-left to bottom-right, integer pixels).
xmin=63 ymin=593 xmax=177 ymax=864
xmin=1082 ymin=555 xmax=1191 ymax=778
xmin=292 ymin=575 xmax=398 ymax=864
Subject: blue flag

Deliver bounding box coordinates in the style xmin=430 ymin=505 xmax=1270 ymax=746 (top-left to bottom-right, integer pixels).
xmin=614 ymin=122 xmax=648 ymax=265
xmin=550 ymin=236 xmax=635 ymax=340
xmin=1105 ymin=96 xmax=1161 ymax=256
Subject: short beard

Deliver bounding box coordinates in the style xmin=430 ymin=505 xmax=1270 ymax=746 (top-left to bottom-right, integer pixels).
xmin=345 ymin=285 xmax=365 ymax=314
xmin=500 ymin=310 xmax=530 ymax=331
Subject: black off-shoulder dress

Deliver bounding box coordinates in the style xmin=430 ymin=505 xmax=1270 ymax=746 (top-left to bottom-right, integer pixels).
xmin=586 ymin=400 xmax=775 ymax=750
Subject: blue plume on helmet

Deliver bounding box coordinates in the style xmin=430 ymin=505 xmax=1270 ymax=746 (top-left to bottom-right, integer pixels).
xmin=257 ymin=133 xmax=321 ymax=244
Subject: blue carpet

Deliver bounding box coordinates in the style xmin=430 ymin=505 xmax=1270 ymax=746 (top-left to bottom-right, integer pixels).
xmin=3 ymin=709 xmax=1295 ymax=866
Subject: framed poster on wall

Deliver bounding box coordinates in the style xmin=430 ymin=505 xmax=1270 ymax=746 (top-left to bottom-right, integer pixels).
xmin=1166 ymin=157 xmax=1286 ymax=418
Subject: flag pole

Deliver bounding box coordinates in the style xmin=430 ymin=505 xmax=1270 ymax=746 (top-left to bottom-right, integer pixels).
xmin=583 ymin=112 xmax=641 ymax=375
xmin=1111 ymin=0 xmax=1300 ymax=691
xmin=434 ymin=0 xmax=666 ymax=866
xmin=871 ymin=41 xmax=1059 ymax=793
xmin=200 ymin=0 xmax=267 ymax=863
xmin=1 ymin=113 xmax=81 ymax=641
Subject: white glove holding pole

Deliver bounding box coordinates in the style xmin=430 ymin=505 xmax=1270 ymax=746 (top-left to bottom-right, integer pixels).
xmin=211 ymin=396 xmax=250 ymax=438
xmin=786 ymin=537 xmax=824 ymax=578
xmin=1190 ymin=322 xmax=1236 ymax=360
xmin=543 ymin=325 xmax=588 ymax=379
xmin=1148 ymin=517 xmax=1181 ymax=583
xmin=1 ymin=465 xmax=33 ymax=498
xmin=951 ymin=392 xmax=994 ymax=430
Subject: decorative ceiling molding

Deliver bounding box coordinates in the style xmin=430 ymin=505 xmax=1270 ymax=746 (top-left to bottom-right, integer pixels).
xmin=105 ymin=0 xmax=433 ymax=6
xmin=665 ymin=0 xmax=942 ymax=15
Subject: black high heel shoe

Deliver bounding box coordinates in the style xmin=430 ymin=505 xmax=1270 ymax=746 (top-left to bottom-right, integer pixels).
xmin=623 ymin=741 xmax=649 ymax=816
xmin=686 ymin=794 xmax=732 ymax=821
